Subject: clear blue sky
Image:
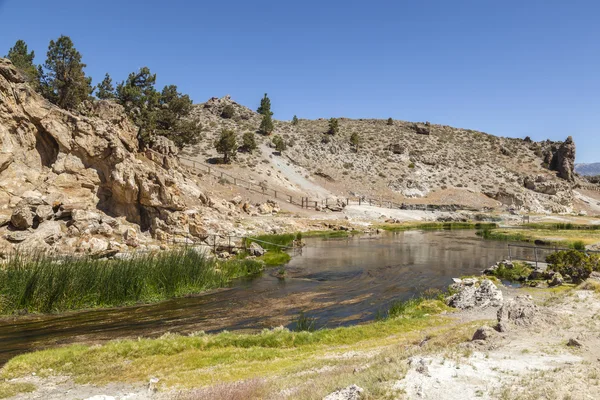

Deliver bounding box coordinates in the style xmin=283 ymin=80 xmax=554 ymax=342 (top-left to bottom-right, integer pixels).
xmin=1 ymin=0 xmax=598 ymax=162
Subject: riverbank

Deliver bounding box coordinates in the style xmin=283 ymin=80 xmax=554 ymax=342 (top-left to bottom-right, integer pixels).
xmin=3 ymin=279 xmax=600 ymax=399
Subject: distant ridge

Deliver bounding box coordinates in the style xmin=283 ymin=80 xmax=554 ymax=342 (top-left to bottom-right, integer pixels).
xmin=576 ymin=163 xmax=600 ymax=176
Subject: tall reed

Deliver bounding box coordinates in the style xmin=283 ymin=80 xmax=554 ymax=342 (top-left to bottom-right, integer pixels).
xmin=0 ymin=250 xmax=264 ymax=314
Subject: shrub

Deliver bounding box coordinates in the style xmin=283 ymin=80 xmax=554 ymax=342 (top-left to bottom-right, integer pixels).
xmin=327 ymin=118 xmax=339 ymax=135
xmin=242 ymin=132 xmax=257 ymax=153
xmin=272 ymin=135 xmax=286 ymax=153
xmin=292 ymin=115 xmax=299 ymax=125
xmin=387 ymin=117 xmax=393 ymax=126
xmin=293 ymin=311 xmax=316 ymax=332
xmin=221 ymin=104 xmax=235 ymax=119
xmin=546 ymin=250 xmax=600 ymax=283
xmin=350 ymin=131 xmax=360 ymax=151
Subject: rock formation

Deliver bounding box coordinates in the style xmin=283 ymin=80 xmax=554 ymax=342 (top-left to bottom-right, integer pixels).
xmin=550 ymin=136 xmax=576 ymax=182
xmin=0 ymin=58 xmax=227 ymax=254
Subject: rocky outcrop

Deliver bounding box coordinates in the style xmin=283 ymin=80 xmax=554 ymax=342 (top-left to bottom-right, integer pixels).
xmin=0 ymin=58 xmax=229 ymax=253
xmin=446 ymin=278 xmax=503 ymax=309
xmin=550 ymin=136 xmax=576 ymax=182
xmin=495 ymin=295 xmax=538 ymax=332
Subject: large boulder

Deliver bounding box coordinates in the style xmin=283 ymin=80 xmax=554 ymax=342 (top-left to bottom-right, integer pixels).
xmin=10 ymin=204 xmax=34 ymax=230
xmin=446 ymin=278 xmax=503 ymax=309
xmin=496 ymin=295 xmax=538 ymax=332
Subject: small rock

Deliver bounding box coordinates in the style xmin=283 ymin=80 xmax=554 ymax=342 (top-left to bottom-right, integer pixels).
xmin=567 ymin=338 xmax=583 ymax=347
xmin=4 ymin=231 xmax=30 ymax=243
xmin=549 ymin=272 xmax=564 ymax=287
xmin=10 ymin=205 xmax=34 ymax=230
xmin=248 ymin=242 xmax=266 ymax=256
xmin=472 ymin=326 xmax=497 ymax=341
xmin=496 ymin=295 xmax=537 ymax=331
xmin=323 ymin=384 xmax=364 ymax=400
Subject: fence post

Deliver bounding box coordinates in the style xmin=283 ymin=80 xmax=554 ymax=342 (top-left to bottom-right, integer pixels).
xmin=274 ymin=190 xmax=277 ymax=198
xmin=289 ymin=195 xmax=292 ymax=203
xmin=508 ymin=244 xmax=512 ymax=261
xmin=208 ymin=167 xmax=211 ymax=175
xmin=314 ymin=201 xmax=317 ymax=209
xmin=369 ymin=199 xmax=372 ymax=206
xmin=534 ymin=247 xmax=538 ymax=269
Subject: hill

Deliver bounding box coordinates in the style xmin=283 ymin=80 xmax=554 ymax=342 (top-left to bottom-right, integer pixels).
xmin=576 ymin=163 xmax=600 ymax=176
xmin=183 ymin=96 xmax=584 ymax=214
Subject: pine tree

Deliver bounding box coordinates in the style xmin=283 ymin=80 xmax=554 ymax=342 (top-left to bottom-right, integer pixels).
xmin=272 ymin=135 xmax=286 ymax=153
xmin=259 ymin=113 xmax=274 ymax=135
xmin=115 ymin=68 xmax=200 ymax=148
xmin=214 ymin=129 xmax=238 ymax=164
xmin=257 ymin=93 xmax=273 ymax=116
xmin=292 ymin=115 xmax=299 ymax=125
xmin=242 ymin=132 xmax=257 ymax=153
xmin=96 ymin=73 xmax=116 ymax=99
xmin=387 ymin=117 xmax=393 ymax=126
xmin=156 ymin=85 xmax=201 ymax=148
xmin=40 ymin=35 xmax=93 ymax=109
xmin=6 ymin=39 xmax=38 ymax=85
xmin=350 ymin=131 xmax=360 ymax=152
xmin=328 ymin=118 xmax=339 ymax=135
xmin=221 ymin=104 xmax=235 ymax=119
xmin=116 ymin=67 xmax=160 ymax=146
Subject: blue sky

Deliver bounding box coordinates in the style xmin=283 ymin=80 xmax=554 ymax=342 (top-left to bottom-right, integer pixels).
xmin=1 ymin=0 xmax=598 ymax=162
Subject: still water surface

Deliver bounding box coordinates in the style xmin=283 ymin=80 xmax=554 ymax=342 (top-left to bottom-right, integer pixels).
xmin=0 ymin=230 xmax=530 ymax=363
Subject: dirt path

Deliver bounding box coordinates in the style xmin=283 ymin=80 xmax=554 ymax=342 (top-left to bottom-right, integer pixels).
xmin=260 ymin=144 xmax=333 ymax=199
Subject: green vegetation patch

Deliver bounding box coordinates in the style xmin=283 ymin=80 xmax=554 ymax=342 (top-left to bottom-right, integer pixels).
xmin=488 ymin=261 xmax=532 ymax=281
xmin=0 ymin=382 xmax=35 ymax=399
xmin=0 ymin=250 xmax=264 ymax=315
xmin=477 ymin=227 xmax=600 ymax=249
xmin=1 ymin=301 xmax=451 ymax=388
xmin=381 ymin=222 xmax=498 ymax=232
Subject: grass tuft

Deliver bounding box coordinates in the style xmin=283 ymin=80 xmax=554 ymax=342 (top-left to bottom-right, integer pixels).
xmin=0 ymin=250 xmax=264 ymax=315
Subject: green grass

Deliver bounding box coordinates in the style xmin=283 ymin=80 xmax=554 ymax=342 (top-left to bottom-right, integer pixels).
xmin=523 ymin=223 xmax=600 ymax=231
xmin=487 ymin=261 xmax=532 ymax=281
xmin=0 ymin=250 xmax=264 ymax=315
xmin=244 ymin=234 xmax=296 ymax=251
xmin=302 ymin=230 xmax=355 ymax=239
xmin=0 ymin=382 xmax=35 ymax=399
xmin=258 ymin=251 xmax=292 ymax=266
xmin=380 ymin=222 xmax=498 ymax=232
xmin=477 ymin=227 xmax=600 ymax=249
xmin=0 ymin=299 xmax=453 ymax=389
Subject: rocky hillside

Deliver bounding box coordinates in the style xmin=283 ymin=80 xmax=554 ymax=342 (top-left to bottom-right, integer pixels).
xmin=576 ymin=162 xmax=600 ymax=176
xmin=0 ymin=59 xmax=242 ymax=254
xmin=185 ymin=96 xmax=580 ymax=213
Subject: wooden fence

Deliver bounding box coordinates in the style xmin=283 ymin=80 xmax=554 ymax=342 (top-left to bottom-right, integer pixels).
xmin=178 ymin=156 xmax=480 ymax=213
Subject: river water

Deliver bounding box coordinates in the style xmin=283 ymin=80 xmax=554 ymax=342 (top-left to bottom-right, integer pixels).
xmin=0 ymin=230 xmax=530 ymax=363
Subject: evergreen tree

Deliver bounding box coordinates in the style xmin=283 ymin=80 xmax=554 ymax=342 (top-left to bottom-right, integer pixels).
xmin=214 ymin=129 xmax=238 ymax=164
xmin=292 ymin=115 xmax=299 ymax=125
xmin=272 ymin=135 xmax=286 ymax=153
xmin=116 ymin=67 xmax=160 ymax=146
xmin=259 ymin=113 xmax=274 ymax=135
xmin=156 ymin=85 xmax=201 ymax=147
xmin=115 ymin=69 xmax=200 ymax=148
xmin=6 ymin=39 xmax=38 ymax=85
xmin=350 ymin=131 xmax=360 ymax=152
xmin=96 ymin=73 xmax=116 ymax=99
xmin=257 ymin=93 xmax=273 ymax=116
xmin=387 ymin=117 xmax=393 ymax=126
xmin=242 ymin=132 xmax=257 ymax=153
xmin=39 ymin=35 xmax=93 ymax=109
xmin=327 ymin=118 xmax=339 ymax=135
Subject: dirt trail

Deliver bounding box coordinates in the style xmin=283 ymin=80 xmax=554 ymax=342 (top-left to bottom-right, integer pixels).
xmin=260 ymin=144 xmax=333 ymax=200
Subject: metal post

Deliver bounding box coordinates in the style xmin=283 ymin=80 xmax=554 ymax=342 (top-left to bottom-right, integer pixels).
xmin=508 ymin=244 xmax=512 ymax=261
xmin=534 ymin=247 xmax=538 ymax=269
xmin=314 ymin=201 xmax=317 ymax=208
xmin=274 ymin=190 xmax=277 ymax=198
xmin=289 ymin=195 xmax=292 ymax=203
xmin=359 ymin=198 xmax=361 ymax=206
